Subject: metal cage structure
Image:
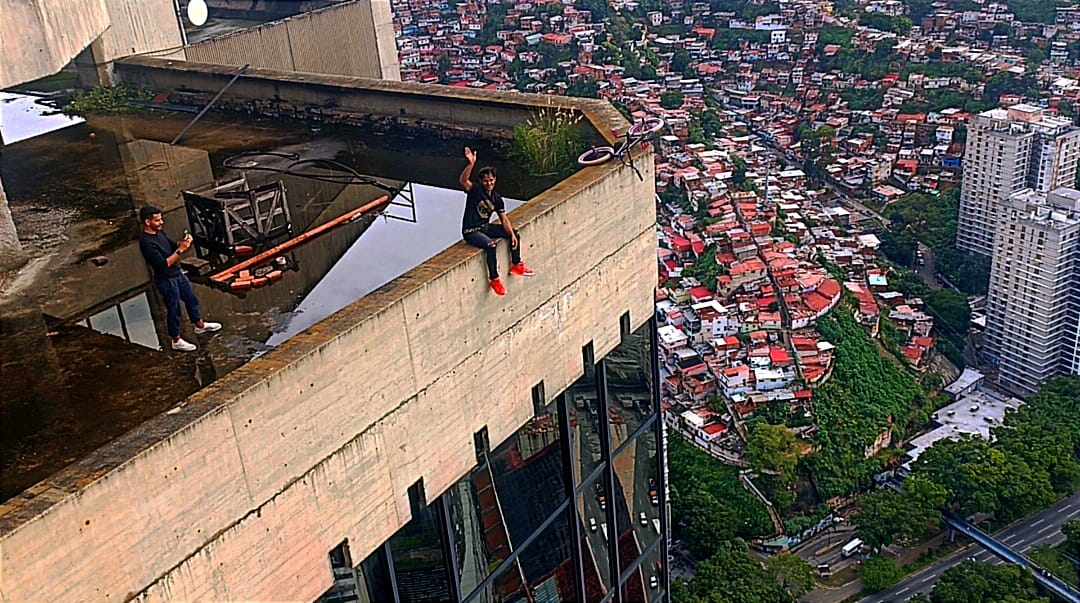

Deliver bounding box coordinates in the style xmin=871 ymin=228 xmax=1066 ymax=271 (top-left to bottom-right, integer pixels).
xmin=183 ymin=176 xmax=293 ymax=258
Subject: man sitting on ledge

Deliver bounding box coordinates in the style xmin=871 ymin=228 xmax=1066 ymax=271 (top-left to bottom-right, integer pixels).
xmin=459 ymin=146 xmax=535 ymax=296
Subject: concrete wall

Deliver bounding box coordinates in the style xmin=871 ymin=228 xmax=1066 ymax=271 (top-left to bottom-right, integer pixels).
xmin=115 ymin=58 xmax=607 ymax=147
xmin=94 ymin=0 xmax=184 ymax=64
xmin=0 ymin=0 xmax=109 ymax=88
xmin=185 ymin=0 xmax=400 ymax=81
xmin=0 ymin=70 xmax=655 ymax=602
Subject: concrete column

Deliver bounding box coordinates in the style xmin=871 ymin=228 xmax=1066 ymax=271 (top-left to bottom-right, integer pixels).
xmin=0 ymin=174 xmax=28 ymax=274
xmin=73 ymin=40 xmax=114 ymax=88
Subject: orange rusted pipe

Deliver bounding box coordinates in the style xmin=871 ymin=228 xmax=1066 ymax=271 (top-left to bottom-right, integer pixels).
xmin=210 ymin=194 xmax=390 ymax=283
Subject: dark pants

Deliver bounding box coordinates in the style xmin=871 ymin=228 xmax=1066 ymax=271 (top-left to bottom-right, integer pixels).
xmin=463 ymin=223 xmax=521 ymax=279
xmin=155 ymin=273 xmax=202 ymax=338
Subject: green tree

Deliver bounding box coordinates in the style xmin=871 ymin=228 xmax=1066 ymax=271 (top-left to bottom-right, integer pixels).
xmin=679 ymin=552 xmax=794 ymax=603
xmin=701 ymin=109 xmax=723 ymax=138
xmin=930 ymin=561 xmax=1046 ymax=603
xmin=732 ymin=155 xmax=748 ymax=186
xmin=840 ymin=88 xmax=885 ymax=111
xmin=855 ymin=476 xmax=947 ymax=549
xmin=436 ymin=55 xmax=453 ymax=84
xmin=808 ymin=311 xmax=922 ymax=498
xmin=671 ymin=49 xmax=693 ymax=74
xmin=566 ymin=77 xmax=600 ymax=98
xmin=914 ymin=436 xmax=1008 ymax=516
xmin=861 ymin=556 xmax=904 ymax=592
xmin=676 ymin=489 xmax=737 ymax=558
xmin=818 ymin=26 xmax=854 ymax=47
xmin=669 ymin=436 xmax=774 ymax=544
xmin=661 ymin=90 xmax=685 ymax=110
xmin=764 ymin=553 xmax=815 ymax=598
xmin=1065 ymin=520 xmax=1080 ymax=557
xmin=858 ymin=12 xmax=912 ymax=34
xmin=746 ymin=421 xmax=802 ymax=485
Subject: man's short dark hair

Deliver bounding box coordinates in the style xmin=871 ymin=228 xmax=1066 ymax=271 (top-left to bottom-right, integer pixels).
xmin=139 ymin=206 xmax=162 ymax=223
xmin=477 ymin=166 xmax=497 ymax=179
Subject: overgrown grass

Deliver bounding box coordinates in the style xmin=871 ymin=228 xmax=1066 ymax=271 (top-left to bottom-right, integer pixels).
xmin=510 ymin=106 xmax=585 ymax=175
xmin=63 ymin=84 xmax=153 ymax=115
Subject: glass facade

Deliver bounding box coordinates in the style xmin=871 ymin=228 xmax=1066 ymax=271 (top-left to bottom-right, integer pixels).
xmin=317 ymin=319 xmax=668 ymax=603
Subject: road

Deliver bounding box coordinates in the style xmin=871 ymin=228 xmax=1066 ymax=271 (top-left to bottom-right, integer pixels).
xmin=914 ymin=242 xmax=940 ymax=290
xmin=858 ymin=490 xmax=1080 ymax=603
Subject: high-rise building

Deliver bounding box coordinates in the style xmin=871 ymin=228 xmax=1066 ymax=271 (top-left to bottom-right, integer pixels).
xmin=984 ymin=187 xmax=1080 ymax=395
xmin=956 ymin=104 xmax=1080 ymax=256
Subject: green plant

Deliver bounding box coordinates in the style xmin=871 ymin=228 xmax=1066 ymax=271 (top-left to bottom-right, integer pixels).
xmin=510 ymin=106 xmax=584 ymax=175
xmin=64 ymin=84 xmax=153 ymax=115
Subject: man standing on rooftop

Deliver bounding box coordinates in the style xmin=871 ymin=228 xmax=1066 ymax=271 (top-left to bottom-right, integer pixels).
xmin=138 ymin=206 xmax=221 ymax=351
xmin=459 ymin=146 xmax=534 ymax=295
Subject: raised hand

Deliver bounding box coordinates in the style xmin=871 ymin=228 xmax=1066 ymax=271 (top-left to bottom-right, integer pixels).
xmin=464 ymin=146 xmax=477 ymax=164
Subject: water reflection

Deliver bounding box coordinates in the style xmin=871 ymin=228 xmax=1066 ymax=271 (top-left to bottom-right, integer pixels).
xmin=0 ymin=92 xmax=84 ymax=144
xmin=77 ymin=291 xmax=161 ymax=351
xmin=0 ymin=110 xmax=544 ymax=502
xmin=265 ymin=184 xmax=521 ymax=345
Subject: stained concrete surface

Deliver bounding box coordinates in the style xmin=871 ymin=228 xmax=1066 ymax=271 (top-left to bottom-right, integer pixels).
xmin=0 ymin=106 xmax=546 ymax=501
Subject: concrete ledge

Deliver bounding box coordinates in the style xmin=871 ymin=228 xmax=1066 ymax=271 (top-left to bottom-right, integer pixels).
xmin=0 ymin=71 xmax=656 ymax=602
xmin=116 ymin=57 xmax=628 ymax=145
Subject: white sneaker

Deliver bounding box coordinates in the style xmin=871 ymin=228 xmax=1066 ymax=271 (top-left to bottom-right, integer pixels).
xmin=172 ymin=338 xmax=197 ymax=352
xmin=194 ymin=321 xmax=222 ymax=334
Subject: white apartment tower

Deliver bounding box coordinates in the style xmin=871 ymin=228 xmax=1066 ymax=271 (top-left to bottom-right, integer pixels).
xmin=984 ymin=187 xmax=1080 ymax=395
xmin=957 ymin=104 xmax=1080 ymax=256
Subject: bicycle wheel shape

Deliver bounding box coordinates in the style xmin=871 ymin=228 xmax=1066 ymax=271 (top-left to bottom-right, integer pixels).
xmin=627 ymin=117 xmax=665 ymax=139
xmin=578 ymin=146 xmax=616 ymax=166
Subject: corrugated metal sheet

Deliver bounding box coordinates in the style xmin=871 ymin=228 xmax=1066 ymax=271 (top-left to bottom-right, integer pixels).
xmin=186 ymin=23 xmax=293 ymax=71
xmin=184 ymin=0 xmax=398 ymax=79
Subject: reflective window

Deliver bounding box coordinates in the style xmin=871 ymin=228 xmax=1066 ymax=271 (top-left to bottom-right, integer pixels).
xmin=355 ymin=545 xmax=395 ymax=603
xmin=338 ymin=542 xmax=395 ymax=603
xmin=604 ymin=322 xmax=655 ymax=452
xmin=453 ymin=398 xmax=565 ymax=598
xmin=462 ymin=508 xmax=575 ymax=603
xmin=80 ymin=292 xmax=161 ymax=350
xmin=119 ymin=292 xmax=160 ymax=350
xmin=567 ymin=367 xmax=603 ymax=486
xmin=88 ymin=305 xmax=123 ymax=338
xmin=620 ymin=542 xmax=664 ymax=603
xmin=578 ymin=483 xmax=612 ymax=600
xmin=613 ymin=427 xmax=660 ymax=576
xmin=489 ymin=398 xmax=566 ymax=550
xmin=389 ymin=504 xmax=450 ymax=603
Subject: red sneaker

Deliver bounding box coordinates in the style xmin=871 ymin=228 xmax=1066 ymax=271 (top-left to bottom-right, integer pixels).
xmin=490 ymin=277 xmax=506 ymax=296
xmin=509 ymin=263 xmax=535 ymax=277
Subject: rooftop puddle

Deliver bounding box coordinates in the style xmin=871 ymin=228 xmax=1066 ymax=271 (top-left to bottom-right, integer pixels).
xmin=0 ymin=103 xmax=551 ymax=501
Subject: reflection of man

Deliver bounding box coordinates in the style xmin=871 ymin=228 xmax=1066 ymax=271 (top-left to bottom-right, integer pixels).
xmin=138 ymin=206 xmax=221 ymax=352
xmin=459 ymin=146 xmax=534 ymax=296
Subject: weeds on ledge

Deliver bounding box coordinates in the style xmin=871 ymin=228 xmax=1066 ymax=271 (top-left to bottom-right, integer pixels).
xmin=64 ymin=85 xmax=153 ymax=115
xmin=510 ymin=106 xmax=584 ymax=176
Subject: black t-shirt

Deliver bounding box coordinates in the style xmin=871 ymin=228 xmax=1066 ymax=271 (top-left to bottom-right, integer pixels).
xmin=462 ymin=186 xmax=505 ymax=234
xmin=139 ymin=231 xmax=182 ymax=279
